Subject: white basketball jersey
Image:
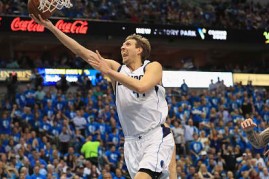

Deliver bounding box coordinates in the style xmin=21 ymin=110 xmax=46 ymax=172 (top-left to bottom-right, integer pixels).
xmin=115 ymin=60 xmax=168 ymax=137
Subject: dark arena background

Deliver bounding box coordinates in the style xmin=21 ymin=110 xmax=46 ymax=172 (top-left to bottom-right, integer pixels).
xmin=0 ymin=0 xmax=269 ymax=178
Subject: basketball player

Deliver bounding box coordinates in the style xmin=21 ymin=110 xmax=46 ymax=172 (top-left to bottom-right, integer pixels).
xmin=241 ymin=118 xmax=269 ymax=149
xmin=30 ymin=14 xmax=176 ymax=179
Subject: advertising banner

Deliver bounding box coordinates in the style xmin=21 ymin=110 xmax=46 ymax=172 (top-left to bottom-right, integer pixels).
xmin=233 ymin=73 xmax=269 ymax=86
xmin=37 ymin=68 xmax=100 ymax=86
xmin=0 ymin=69 xmax=32 ymax=81
xmin=0 ymin=16 xmax=267 ymax=44
xmin=163 ymin=71 xmax=233 ymax=88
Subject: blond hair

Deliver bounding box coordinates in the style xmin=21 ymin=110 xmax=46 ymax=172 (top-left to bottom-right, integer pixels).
xmin=125 ymin=34 xmax=151 ymax=61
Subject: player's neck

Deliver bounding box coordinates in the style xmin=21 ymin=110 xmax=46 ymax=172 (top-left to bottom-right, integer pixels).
xmin=127 ymin=58 xmax=143 ymax=72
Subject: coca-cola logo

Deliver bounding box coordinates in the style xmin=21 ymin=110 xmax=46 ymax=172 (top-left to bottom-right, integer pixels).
xmin=55 ymin=20 xmax=88 ymax=34
xmin=9 ymin=17 xmax=88 ymax=34
xmin=11 ymin=17 xmax=44 ymax=32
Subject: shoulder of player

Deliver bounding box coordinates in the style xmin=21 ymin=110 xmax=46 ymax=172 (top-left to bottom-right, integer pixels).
xmin=145 ymin=61 xmax=162 ymax=71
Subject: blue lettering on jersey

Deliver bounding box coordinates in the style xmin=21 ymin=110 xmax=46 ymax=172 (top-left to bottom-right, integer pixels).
xmin=132 ymin=75 xmax=145 ymax=98
xmin=117 ymin=75 xmax=146 ymax=98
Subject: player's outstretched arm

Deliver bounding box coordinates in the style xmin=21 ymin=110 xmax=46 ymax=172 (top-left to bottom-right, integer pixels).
xmin=89 ymin=51 xmax=162 ymax=93
xmin=29 ymin=14 xmax=120 ymax=72
xmin=241 ymin=118 xmax=269 ymax=148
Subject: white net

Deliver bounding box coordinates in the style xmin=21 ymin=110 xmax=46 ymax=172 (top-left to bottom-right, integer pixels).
xmin=38 ymin=0 xmax=73 ymax=13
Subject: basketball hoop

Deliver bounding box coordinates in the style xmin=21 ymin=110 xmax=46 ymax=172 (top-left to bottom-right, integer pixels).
xmin=38 ymin=0 xmax=73 ymax=13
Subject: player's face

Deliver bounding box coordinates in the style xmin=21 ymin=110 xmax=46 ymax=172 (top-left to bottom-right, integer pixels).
xmin=121 ymin=39 xmax=141 ymax=64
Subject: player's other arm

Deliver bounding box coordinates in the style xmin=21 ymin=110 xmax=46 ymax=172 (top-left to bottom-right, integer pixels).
xmin=89 ymin=52 xmax=162 ymax=93
xmin=30 ymin=15 xmax=120 ymax=71
xmin=241 ymin=118 xmax=269 ymax=148
xmin=88 ymin=54 xmax=162 ymax=93
xmin=107 ymin=61 xmax=162 ymax=93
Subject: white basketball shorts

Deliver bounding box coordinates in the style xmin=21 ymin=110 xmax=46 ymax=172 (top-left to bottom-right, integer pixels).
xmin=124 ymin=125 xmax=175 ymax=179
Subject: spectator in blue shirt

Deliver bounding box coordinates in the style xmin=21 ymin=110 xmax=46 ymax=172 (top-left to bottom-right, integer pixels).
xmin=43 ymin=101 xmax=56 ymax=120
xmin=107 ymin=128 xmax=121 ymax=148
xmin=0 ymin=111 xmax=12 ymax=135
xmin=39 ymin=115 xmax=52 ymax=135
xmin=55 ymin=95 xmax=66 ymax=111
xmin=104 ymin=145 xmax=121 ymax=171
xmin=186 ymin=165 xmax=196 ymax=179
xmin=65 ymin=104 xmax=77 ymax=119
xmin=113 ymin=168 xmax=125 ymax=179
xmin=191 ymin=101 xmax=203 ymax=128
xmin=30 ymin=165 xmax=46 ymax=179
xmin=180 ymin=79 xmax=189 ymax=96
xmin=24 ymin=84 xmax=36 ymax=108
xmin=175 ymin=106 xmax=187 ymax=123
xmin=189 ymin=133 xmax=203 ymax=164
xmin=50 ymin=119 xmax=62 ymax=138
xmin=19 ymin=166 xmax=32 ymax=179
xmin=10 ymin=104 xmax=22 ymax=124
xmin=85 ymin=118 xmax=99 ymax=139
xmin=21 ymin=106 xmax=34 ymax=127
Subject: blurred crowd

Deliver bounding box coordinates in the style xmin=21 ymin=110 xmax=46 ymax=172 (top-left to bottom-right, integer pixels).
xmin=0 ymin=0 xmax=269 ymax=30
xmin=1 ymin=52 xmax=269 ymax=74
xmin=1 ymin=71 xmax=269 ymax=179
xmin=0 ymin=52 xmax=91 ymax=71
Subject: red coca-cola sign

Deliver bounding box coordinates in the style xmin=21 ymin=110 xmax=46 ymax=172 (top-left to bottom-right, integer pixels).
xmin=11 ymin=17 xmax=45 ymax=32
xmin=55 ymin=20 xmax=88 ymax=34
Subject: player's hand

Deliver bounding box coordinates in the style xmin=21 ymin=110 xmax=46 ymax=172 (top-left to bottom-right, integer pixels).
xmin=88 ymin=50 xmax=111 ymax=75
xmin=29 ymin=14 xmax=53 ymax=29
xmin=240 ymin=118 xmax=257 ymax=132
